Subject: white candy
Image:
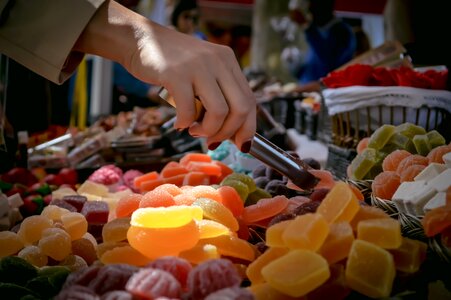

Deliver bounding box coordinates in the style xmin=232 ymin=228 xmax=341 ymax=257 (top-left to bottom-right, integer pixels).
xmin=443 ymin=152 xmax=451 ymax=168
xmin=414 ymin=163 xmax=446 ymax=183
xmin=7 ymin=193 xmax=24 ymax=209
xmin=392 ymin=181 xmax=427 ymax=214
xmin=423 ymin=192 xmax=446 ymax=213
xmin=404 ymin=185 xmax=436 ymax=216
xmin=0 ymin=194 xmax=9 ymax=218
xmin=428 ymin=168 xmax=451 ymax=192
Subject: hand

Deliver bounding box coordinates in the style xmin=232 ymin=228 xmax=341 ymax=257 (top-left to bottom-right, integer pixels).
xmin=74 ymin=0 xmax=256 ymax=151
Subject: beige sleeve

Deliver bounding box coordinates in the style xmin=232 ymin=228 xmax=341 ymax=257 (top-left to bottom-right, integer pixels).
xmin=0 ymin=0 xmax=106 ymax=84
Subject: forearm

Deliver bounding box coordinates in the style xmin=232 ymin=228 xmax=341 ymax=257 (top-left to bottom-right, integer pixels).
xmin=73 ymin=0 xmax=148 ymax=68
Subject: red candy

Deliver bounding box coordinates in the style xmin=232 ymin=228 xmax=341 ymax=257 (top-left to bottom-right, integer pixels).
xmin=126 ymin=268 xmax=182 ymax=299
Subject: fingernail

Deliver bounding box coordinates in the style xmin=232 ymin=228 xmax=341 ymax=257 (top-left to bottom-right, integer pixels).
xmin=208 ymin=142 xmax=221 ymax=151
xmin=176 ymin=127 xmax=185 ymax=132
xmin=241 ymin=140 xmax=252 ymax=153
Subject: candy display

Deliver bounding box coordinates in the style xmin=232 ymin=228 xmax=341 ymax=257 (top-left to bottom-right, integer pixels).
xmin=0 ymin=119 xmax=450 ymax=300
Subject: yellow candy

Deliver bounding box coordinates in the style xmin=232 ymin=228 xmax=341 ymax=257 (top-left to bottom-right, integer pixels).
xmin=40 ymin=205 xmax=70 ymax=222
xmin=317 ymin=181 xmax=360 ymax=223
xmin=192 ymin=197 xmax=239 ymax=232
xmin=197 ymin=234 xmax=255 ymax=262
xmin=100 ymin=245 xmax=151 ymax=267
xmin=38 ymin=228 xmax=72 ymax=261
xmin=0 ymin=231 xmax=24 ymax=258
xmin=262 ymin=249 xmax=330 ymax=298
xmin=248 ymin=282 xmax=302 ymax=300
xmin=102 ymin=217 xmax=131 ymax=243
xmin=197 ymin=219 xmax=232 ymax=239
xmin=61 ymin=212 xmax=88 ymax=241
xmin=319 ymin=221 xmax=355 ymax=265
xmin=265 ymin=220 xmax=291 ymax=248
xmin=128 ymin=219 xmax=200 ymax=259
xmin=131 ymin=205 xmax=203 ymax=228
xmin=18 ymin=215 xmax=53 ymax=245
xmin=345 ymin=239 xmax=396 ymax=298
xmin=282 ymin=213 xmax=329 ymax=251
xmin=357 ymin=218 xmax=402 ymax=249
xmin=246 ymin=247 xmax=289 ymax=285
xmin=179 ymin=244 xmax=220 ymax=264
xmin=389 ymin=237 xmax=427 ymax=273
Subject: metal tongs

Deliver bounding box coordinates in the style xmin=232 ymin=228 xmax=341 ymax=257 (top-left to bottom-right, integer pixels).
xmin=158 ymin=88 xmax=319 ymax=190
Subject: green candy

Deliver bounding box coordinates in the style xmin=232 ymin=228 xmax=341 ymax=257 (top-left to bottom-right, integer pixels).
xmin=427 ymin=130 xmax=446 ymax=149
xmin=220 ymin=178 xmax=249 ymax=202
xmin=0 ymin=283 xmax=36 ymax=299
xmin=385 ymin=133 xmax=416 ymax=153
xmin=367 ymin=124 xmax=396 ymax=150
xmin=349 ymin=148 xmax=377 ymax=180
xmin=0 ymin=256 xmax=37 ymax=286
xmin=246 ymin=187 xmax=272 ymax=206
xmin=221 ymin=173 xmax=257 ymax=193
xmin=413 ymin=134 xmax=432 ymax=156
xmin=395 ymin=122 xmax=426 ymax=139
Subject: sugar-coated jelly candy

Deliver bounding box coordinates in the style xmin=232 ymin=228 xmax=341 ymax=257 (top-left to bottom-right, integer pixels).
xmin=17 ymin=215 xmax=53 ymax=245
xmin=126 ymin=268 xmax=182 ymax=299
xmin=246 ymin=247 xmax=290 ymax=285
xmin=395 ymin=122 xmax=426 ymax=139
xmin=382 ymin=149 xmax=412 ymax=172
xmin=62 ymin=195 xmax=87 ymax=212
xmin=100 ymin=245 xmax=151 ymax=267
xmin=367 ymin=124 xmax=396 ymax=150
xmin=0 ymin=256 xmax=38 ymax=286
xmin=371 ymin=171 xmax=400 ymax=200
xmin=100 ymin=290 xmax=133 ymax=300
xmin=261 ymin=249 xmax=330 ymax=298
xmin=426 ymin=130 xmax=446 ymax=148
xmin=283 ymin=213 xmax=329 ymax=251
xmin=96 ymin=241 xmax=129 ymax=258
xmin=81 ymin=201 xmax=110 ymax=224
xmin=38 ymin=227 xmax=72 ymax=261
xmin=71 ymin=238 xmax=97 ymax=265
xmin=349 ymin=205 xmax=390 ymax=231
xmin=388 ymin=237 xmax=426 ymax=273
xmin=197 ymin=219 xmax=232 ymax=239
xmin=319 ymin=222 xmax=355 ymax=265
xmin=179 ymin=244 xmax=220 ymax=265
xmin=102 ymin=217 xmax=131 ymax=243
xmin=54 ymin=284 xmax=98 ymax=300
xmin=17 ymin=245 xmax=48 ymax=267
xmin=242 ymin=195 xmax=289 ymax=225
xmin=427 ymin=144 xmax=451 ymax=164
xmin=349 ymin=148 xmax=377 ymax=180
xmin=140 ymin=188 xmax=176 ymax=208
xmin=131 ymin=205 xmax=203 ymax=228
xmin=220 ymin=178 xmax=250 ymax=202
xmin=128 ymin=220 xmax=200 ymax=259
xmin=205 ymin=286 xmax=255 ymax=300
xmin=386 ymin=133 xmax=415 ymax=153
xmin=413 ymin=134 xmax=432 ymax=156
xmin=187 ymin=258 xmax=242 ymax=300
xmin=222 ymin=173 xmax=257 ymax=193
xmin=0 ymin=231 xmax=24 ymax=258
xmin=197 ymin=234 xmax=255 ymax=261
xmin=357 ymin=218 xmax=402 ymax=249
xmin=345 ymin=239 xmax=396 ymax=298
xmin=61 ymin=212 xmax=88 ymax=241
xmin=146 ymin=256 xmax=193 ymax=290
xmin=266 ymin=220 xmax=292 ymax=247
xmin=396 ymin=154 xmax=429 ymax=175
xmin=88 ymin=264 xmax=138 ymax=295
xmin=217 ymin=185 xmax=245 ymax=217
xmin=115 ymin=193 xmax=142 ymax=218
xmin=317 ymin=181 xmax=360 ymax=223
xmin=59 ymin=254 xmax=88 ymax=272
xmin=40 ymin=205 xmax=71 ymax=222
xmin=193 ymin=197 xmax=239 ymax=232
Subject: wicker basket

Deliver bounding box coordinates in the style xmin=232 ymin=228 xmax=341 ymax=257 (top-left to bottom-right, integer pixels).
xmin=323 ymin=86 xmax=451 ymax=149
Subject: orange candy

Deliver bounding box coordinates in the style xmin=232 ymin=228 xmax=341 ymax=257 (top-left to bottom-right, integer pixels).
xmin=382 ymin=150 xmax=411 ymax=172
xmin=317 ymin=181 xmax=360 ymax=224
xmin=395 ymin=154 xmax=429 ymax=175
xmin=356 ymin=137 xmax=370 ymax=154
xmin=187 ymin=185 xmax=222 ymax=203
xmin=140 ymin=189 xmax=176 ymax=208
xmin=133 ymin=171 xmax=159 ymax=189
xmin=217 ymin=185 xmax=245 ymax=217
xmin=116 ymin=193 xmax=142 ymax=218
xmin=160 ymin=162 xmax=189 ymax=178
xmin=371 ymin=171 xmax=400 ymax=200
xmin=421 ymin=205 xmax=451 ymax=237
xmin=399 ymin=164 xmax=426 ymax=182
xmin=186 ymin=161 xmax=222 ymax=177
xmin=427 ymin=144 xmax=451 ymax=164
xmin=179 ymin=152 xmax=212 ymax=166
xmin=241 ymin=195 xmax=289 ymax=225
xmin=127 ymin=220 xmax=200 ymax=259
xmin=182 ymin=172 xmax=210 ymax=186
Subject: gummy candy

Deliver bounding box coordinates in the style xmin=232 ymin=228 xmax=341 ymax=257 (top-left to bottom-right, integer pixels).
xmin=317 ymin=182 xmax=360 ymax=223
xmin=426 ymin=130 xmax=446 ymax=148
xmin=261 ymin=249 xmax=330 ymax=297
xmin=371 ymin=171 xmax=401 ymax=200
xmin=126 ymin=268 xmax=182 ymax=299
xmin=217 ymin=185 xmax=245 ymax=217
xmin=382 ymin=149 xmax=412 ymax=172
xmin=412 ymin=134 xmax=432 ymax=156
xmin=115 ymin=193 xmax=142 ymax=218
xmin=319 ymin=222 xmax=354 ymax=264
xmin=0 ymin=256 xmax=37 ymax=286
xmin=348 ymin=148 xmax=377 ymax=180
xmin=197 ymin=219 xmax=232 ymax=239
xmin=186 ymin=258 xmax=242 ymax=300
xmin=71 ymin=238 xmax=97 ymax=265
xmin=192 ymin=197 xmax=239 ymax=232
xmin=282 ymin=213 xmax=329 ymax=251
xmin=399 ymin=164 xmax=426 ymax=182
xmin=61 ymin=212 xmax=88 ymax=240
xmin=40 ymin=205 xmax=70 ymax=222
xmin=0 ymin=230 xmax=24 ymax=258
xmin=388 ymin=237 xmax=425 ymax=273
xmin=205 ymin=286 xmax=255 ymax=300
xmin=357 ymin=218 xmax=402 ymax=249
xmin=81 ymin=201 xmax=110 ymax=224
xmin=17 ymin=215 xmax=53 ymax=245
xmin=100 ymin=245 xmax=151 ymax=267
xmin=17 ymin=245 xmax=48 ymax=267
xmin=246 ymin=247 xmax=290 ymax=285
xmin=139 ymin=189 xmax=176 ymax=208
xmin=102 ymin=217 xmax=131 ymax=243
xmin=396 ymin=154 xmax=429 ymax=175
xmin=131 ymin=206 xmax=203 ymax=228
xmin=62 ymin=195 xmax=87 ymax=212
xmin=345 ymin=239 xmax=395 ymax=298
xmin=146 ymin=256 xmax=192 ymax=290
xmin=427 ymin=144 xmax=451 ymax=164
xmin=38 ymin=227 xmax=72 ymax=261
xmin=395 ymin=122 xmax=426 ymax=139
xmin=367 ymin=124 xmax=396 ymax=150
xmin=179 ymin=244 xmax=220 ymax=264
xmin=241 ymin=195 xmax=289 ymax=225
xmin=196 ymin=235 xmax=255 ymax=261
xmin=89 ymin=264 xmax=138 ymax=295
xmin=59 ymin=254 xmax=88 ymax=272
